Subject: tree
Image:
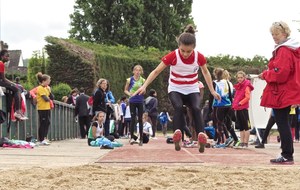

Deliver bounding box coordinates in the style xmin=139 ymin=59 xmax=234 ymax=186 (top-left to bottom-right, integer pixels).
xmin=69 ymin=0 xmax=194 ymax=51
xmin=27 ymin=50 xmax=48 ymax=87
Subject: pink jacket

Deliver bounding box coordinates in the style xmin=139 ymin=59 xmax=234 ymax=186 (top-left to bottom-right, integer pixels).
xmin=232 ymin=79 xmax=254 ymax=110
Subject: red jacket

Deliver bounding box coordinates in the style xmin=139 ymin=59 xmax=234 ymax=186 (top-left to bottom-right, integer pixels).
xmin=232 ymin=79 xmax=254 ymax=110
xmin=260 ymin=46 xmax=300 ymax=108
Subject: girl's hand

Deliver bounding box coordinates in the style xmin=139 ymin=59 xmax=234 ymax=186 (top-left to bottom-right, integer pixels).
xmin=212 ymin=91 xmax=221 ymax=101
xmin=132 ymin=86 xmax=146 ymax=96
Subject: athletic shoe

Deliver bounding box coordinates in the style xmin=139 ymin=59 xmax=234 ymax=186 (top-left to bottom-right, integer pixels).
xmin=213 ymin=143 xmax=226 ymax=148
xmin=255 ymin=143 xmax=265 ymax=149
xmin=224 ymin=137 xmax=234 ymax=147
xmin=173 ymin=129 xmax=182 ymax=151
xmin=233 ymin=142 xmax=244 ymax=149
xmin=270 ymin=156 xmax=294 ymax=165
xmin=39 ymin=140 xmax=50 ymax=146
xmin=233 ymin=140 xmax=240 ymax=147
xmin=139 ymin=139 xmax=143 ymax=146
xmin=20 ymin=113 xmax=29 ymax=120
xmin=198 ymin=132 xmax=207 ymax=153
xmin=14 ymin=112 xmax=28 ymax=120
xmin=182 ymin=140 xmax=197 ymax=148
xmin=100 ymin=145 xmax=114 ymax=149
xmin=129 ymin=138 xmax=136 ymax=145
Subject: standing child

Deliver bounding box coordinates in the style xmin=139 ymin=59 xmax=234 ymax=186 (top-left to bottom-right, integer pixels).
xmin=133 ymin=24 xmax=220 ymax=153
xmin=124 ymin=65 xmax=145 ymax=146
xmin=144 ymin=89 xmax=158 ymax=139
xmin=123 ymin=100 xmax=131 ymax=138
xmin=36 ymin=72 xmax=53 ymax=145
xmin=159 ymin=109 xmax=172 ymax=137
xmin=232 ymin=71 xmax=254 ymax=148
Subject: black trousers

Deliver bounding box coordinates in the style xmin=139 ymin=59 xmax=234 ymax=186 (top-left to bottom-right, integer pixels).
xmin=273 ymin=106 xmax=294 ymax=160
xmin=0 ymin=80 xmax=21 ymax=111
xmin=149 ymin=115 xmax=157 ymax=137
xmin=261 ymin=116 xmax=276 ymax=144
xmin=78 ymin=115 xmax=90 ymax=138
xmin=104 ymin=107 xmax=113 ymax=137
xmin=38 ymin=110 xmax=51 ymax=142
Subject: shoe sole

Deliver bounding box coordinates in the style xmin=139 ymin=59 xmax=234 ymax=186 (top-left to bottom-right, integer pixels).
xmin=270 ymin=161 xmax=294 ymax=165
xmin=39 ymin=143 xmax=50 ymax=146
xmin=129 ymin=139 xmax=135 ymax=145
xmin=173 ymin=130 xmax=182 ymax=151
xmin=198 ymin=132 xmax=207 ymax=153
xmin=225 ymin=139 xmax=234 ymax=147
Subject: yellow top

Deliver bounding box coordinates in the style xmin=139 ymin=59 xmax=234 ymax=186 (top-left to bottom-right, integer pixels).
xmin=290 ymin=107 xmax=296 ymax=115
xmin=37 ymin=85 xmax=51 ymax=110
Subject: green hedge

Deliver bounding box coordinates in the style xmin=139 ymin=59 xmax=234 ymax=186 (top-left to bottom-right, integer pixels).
xmin=44 ymin=36 xmax=267 ymax=114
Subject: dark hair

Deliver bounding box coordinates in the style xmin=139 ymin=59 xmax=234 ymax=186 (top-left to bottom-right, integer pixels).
xmin=120 ymin=96 xmax=127 ymax=101
xmin=149 ymin=89 xmax=156 ymax=97
xmin=79 ymin=87 xmax=85 ymax=93
xmin=0 ymin=49 xmax=8 ymax=58
xmin=36 ymin=72 xmax=50 ymax=83
xmin=71 ymin=88 xmax=79 ymax=94
xmin=15 ymin=77 xmax=20 ymax=83
xmin=0 ymin=50 xmax=8 ymax=60
xmin=213 ymin=68 xmax=224 ymax=81
xmin=177 ymin=24 xmax=196 ymax=47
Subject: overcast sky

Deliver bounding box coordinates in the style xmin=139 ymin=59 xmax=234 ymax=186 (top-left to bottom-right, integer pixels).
xmin=1 ymin=0 xmax=300 ymax=59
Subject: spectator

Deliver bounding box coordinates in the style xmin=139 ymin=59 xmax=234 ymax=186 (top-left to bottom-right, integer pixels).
xmin=259 ymin=21 xmax=300 ymax=164
xmin=104 ymin=80 xmax=116 ymax=137
xmin=36 ymin=72 xmax=53 ymax=145
xmin=124 ymin=65 xmax=145 ymax=146
xmin=0 ymin=50 xmax=27 ymax=120
xmin=136 ymin=112 xmax=153 ymax=144
xmin=144 ymin=89 xmax=158 ymax=138
xmin=232 ymin=71 xmax=254 ymax=148
xmin=67 ymin=88 xmax=79 ymax=106
xmin=92 ymin=78 xmax=107 ymax=117
xmin=159 ymin=109 xmax=172 ymax=137
xmin=75 ymin=87 xmax=91 ymax=139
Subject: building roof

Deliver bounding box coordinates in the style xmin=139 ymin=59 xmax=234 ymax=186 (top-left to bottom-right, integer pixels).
xmin=7 ymin=50 xmax=27 ymax=75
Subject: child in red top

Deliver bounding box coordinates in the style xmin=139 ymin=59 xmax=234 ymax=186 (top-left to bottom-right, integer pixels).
xmin=232 ymin=71 xmax=254 ymax=148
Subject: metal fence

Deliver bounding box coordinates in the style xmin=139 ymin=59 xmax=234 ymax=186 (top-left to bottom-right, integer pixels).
xmin=0 ymin=96 xmax=78 ymax=141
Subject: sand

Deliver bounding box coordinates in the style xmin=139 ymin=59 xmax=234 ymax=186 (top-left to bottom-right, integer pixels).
xmin=1 ymin=164 xmax=300 ymax=190
xmin=1 ymin=137 xmax=300 ymax=190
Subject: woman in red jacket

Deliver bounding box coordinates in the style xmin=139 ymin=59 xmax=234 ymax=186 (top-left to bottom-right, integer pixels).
xmin=259 ymin=21 xmax=300 ymax=165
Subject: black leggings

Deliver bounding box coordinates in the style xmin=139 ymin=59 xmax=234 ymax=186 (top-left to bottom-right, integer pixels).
xmin=38 ymin=110 xmax=51 ymax=142
xmin=168 ymin=91 xmax=203 ymax=134
xmin=129 ymin=102 xmax=143 ymax=139
xmin=261 ymin=116 xmax=276 ymax=144
xmin=0 ymin=80 xmax=20 ymax=111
